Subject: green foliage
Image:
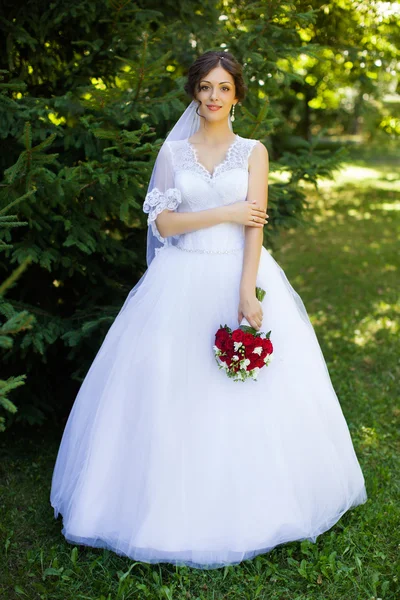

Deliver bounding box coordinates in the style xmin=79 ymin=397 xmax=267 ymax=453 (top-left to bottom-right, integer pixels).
xmin=0 ymin=0 xmax=397 ymax=428
xmin=0 ymin=196 xmax=36 ymax=432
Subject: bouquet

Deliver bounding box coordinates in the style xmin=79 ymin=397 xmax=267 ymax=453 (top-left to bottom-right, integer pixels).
xmin=213 ymin=287 xmax=273 ymax=382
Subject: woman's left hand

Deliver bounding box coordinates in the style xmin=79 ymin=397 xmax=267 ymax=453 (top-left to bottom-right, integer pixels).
xmin=238 ymin=291 xmax=263 ymax=330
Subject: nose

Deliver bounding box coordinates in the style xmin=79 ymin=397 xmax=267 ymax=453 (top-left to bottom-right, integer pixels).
xmin=210 ymin=87 xmax=219 ymax=102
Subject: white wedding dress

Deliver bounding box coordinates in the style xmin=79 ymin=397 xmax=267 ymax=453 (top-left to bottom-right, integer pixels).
xmin=50 ymin=134 xmax=367 ymax=569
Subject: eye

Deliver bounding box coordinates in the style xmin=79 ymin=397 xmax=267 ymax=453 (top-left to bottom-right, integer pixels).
xmin=199 ymin=84 xmax=231 ymax=92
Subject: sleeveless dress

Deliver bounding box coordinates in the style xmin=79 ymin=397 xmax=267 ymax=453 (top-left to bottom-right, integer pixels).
xmin=50 ymin=134 xmax=367 ymax=569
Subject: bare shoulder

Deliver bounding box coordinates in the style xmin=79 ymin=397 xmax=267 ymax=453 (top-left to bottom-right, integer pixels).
xmin=250 ymin=139 xmax=269 ymax=157
xmin=247 ymin=139 xmax=269 ymax=169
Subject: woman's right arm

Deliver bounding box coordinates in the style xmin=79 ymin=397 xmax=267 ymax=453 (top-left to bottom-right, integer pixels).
xmin=156 ymin=201 xmax=268 ymax=239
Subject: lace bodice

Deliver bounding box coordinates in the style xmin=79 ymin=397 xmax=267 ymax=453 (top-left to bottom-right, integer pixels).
xmin=143 ymin=135 xmax=259 ymax=254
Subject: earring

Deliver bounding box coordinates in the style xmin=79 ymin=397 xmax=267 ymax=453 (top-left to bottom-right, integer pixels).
xmin=231 ymin=104 xmax=236 ymax=122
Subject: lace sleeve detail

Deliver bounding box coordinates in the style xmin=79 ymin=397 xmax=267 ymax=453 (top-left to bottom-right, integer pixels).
xmin=143 ymin=187 xmax=182 ymax=243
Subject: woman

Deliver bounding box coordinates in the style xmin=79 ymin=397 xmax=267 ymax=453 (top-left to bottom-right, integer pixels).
xmin=50 ymin=51 xmax=367 ymax=570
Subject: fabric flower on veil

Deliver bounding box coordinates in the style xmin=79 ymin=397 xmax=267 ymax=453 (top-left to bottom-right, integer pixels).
xmin=213 ymin=287 xmax=273 ymax=382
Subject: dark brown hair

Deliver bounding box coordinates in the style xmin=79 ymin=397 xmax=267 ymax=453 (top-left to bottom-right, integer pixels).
xmin=184 ymin=51 xmax=247 ymax=102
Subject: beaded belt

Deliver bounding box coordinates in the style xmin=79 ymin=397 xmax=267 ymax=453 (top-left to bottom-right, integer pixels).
xmin=175 ymin=244 xmax=244 ymax=255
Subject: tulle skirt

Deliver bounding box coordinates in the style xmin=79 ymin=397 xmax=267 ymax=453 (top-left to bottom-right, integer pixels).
xmin=50 ymin=244 xmax=367 ymax=569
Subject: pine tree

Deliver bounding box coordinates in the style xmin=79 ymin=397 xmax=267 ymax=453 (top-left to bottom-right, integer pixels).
xmin=0 ymin=193 xmax=36 ymax=431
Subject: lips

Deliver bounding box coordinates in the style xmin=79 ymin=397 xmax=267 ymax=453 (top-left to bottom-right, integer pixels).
xmin=206 ymin=105 xmax=222 ymax=111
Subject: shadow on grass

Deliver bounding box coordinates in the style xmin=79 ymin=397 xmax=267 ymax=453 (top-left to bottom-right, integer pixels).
xmin=274 ymin=156 xmax=399 ymax=420
xmin=273 ymin=151 xmax=400 ymax=593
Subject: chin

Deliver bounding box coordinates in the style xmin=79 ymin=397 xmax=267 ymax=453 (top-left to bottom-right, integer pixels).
xmin=201 ymin=111 xmax=229 ymax=123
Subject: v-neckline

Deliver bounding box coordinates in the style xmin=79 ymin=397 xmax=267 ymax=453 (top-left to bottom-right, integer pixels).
xmin=186 ymin=135 xmax=239 ymax=179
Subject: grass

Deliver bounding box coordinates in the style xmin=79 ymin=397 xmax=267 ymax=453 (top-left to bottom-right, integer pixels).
xmin=1 ymin=139 xmax=399 ymax=600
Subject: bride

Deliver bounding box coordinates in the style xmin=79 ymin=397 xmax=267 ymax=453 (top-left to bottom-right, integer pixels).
xmin=50 ymin=50 xmax=367 ymax=570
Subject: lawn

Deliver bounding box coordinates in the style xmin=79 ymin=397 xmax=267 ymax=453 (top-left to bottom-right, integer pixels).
xmin=1 ymin=140 xmax=399 ymax=600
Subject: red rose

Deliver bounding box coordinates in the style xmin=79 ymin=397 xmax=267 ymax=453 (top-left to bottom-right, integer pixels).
xmin=224 ymin=336 xmax=235 ymax=353
xmin=215 ymin=328 xmax=230 ymax=349
xmin=217 ymin=337 xmax=235 ymax=365
xmin=224 ymin=340 xmax=235 ymax=358
xmin=243 ymin=333 xmax=255 ymax=346
xmin=262 ymin=339 xmax=273 ymax=354
xmin=215 ymin=327 xmax=229 ymax=342
xmin=226 ymin=344 xmax=235 ymax=357
xmin=251 ymin=340 xmax=263 ymax=354
xmin=248 ymin=356 xmax=259 ymax=370
xmin=231 ymin=328 xmax=245 ymax=343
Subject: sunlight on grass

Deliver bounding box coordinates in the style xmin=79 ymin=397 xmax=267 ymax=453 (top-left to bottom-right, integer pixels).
xmin=370 ymin=201 xmax=400 ymax=211
xmin=358 ymin=425 xmax=379 ymax=449
xmin=308 ymin=310 xmax=329 ymax=327
xmin=382 ymin=263 xmax=397 ymax=272
xmin=269 ymin=170 xmax=291 ymax=183
xmin=354 ymin=316 xmax=399 ymax=346
xmin=317 ymin=163 xmax=400 ymax=193
xmin=347 ymin=208 xmax=373 ymax=220
xmin=353 ymin=299 xmax=399 ymax=347
xmin=374 ymin=300 xmax=400 ymax=314
xmin=318 ymin=165 xmax=383 ymax=188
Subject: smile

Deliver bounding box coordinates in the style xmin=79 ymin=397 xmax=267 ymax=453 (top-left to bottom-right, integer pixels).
xmin=206 ymin=105 xmax=222 ymax=111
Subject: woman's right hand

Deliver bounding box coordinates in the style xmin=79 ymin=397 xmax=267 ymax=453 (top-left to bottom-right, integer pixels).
xmin=226 ymin=200 xmax=268 ymax=227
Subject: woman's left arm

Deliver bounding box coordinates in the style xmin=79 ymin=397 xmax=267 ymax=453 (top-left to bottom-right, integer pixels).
xmin=237 ymin=142 xmax=269 ymax=329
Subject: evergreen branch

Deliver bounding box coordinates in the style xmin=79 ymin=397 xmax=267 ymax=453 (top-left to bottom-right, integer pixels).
xmin=0 ymin=374 xmax=27 ymax=417
xmin=30 ymin=133 xmax=57 ymax=153
xmin=134 ymin=32 xmax=148 ymax=103
xmin=0 ymin=257 xmax=33 ymax=296
xmin=24 ymin=121 xmax=32 ymax=151
xmin=4 ymin=152 xmax=28 ymax=185
xmin=249 ymin=96 xmax=270 ymax=139
xmin=110 ymin=0 xmax=134 ymax=31
xmin=0 ymin=214 xmax=25 ymax=222
xmin=0 ymin=82 xmax=26 ymax=91
xmin=0 ymin=374 xmax=26 ymax=392
xmin=76 ymin=167 xmax=113 ymax=194
xmin=0 ymin=395 xmax=19 ymax=415
xmin=0 ymin=311 xmax=35 ymax=336
xmin=0 ymin=190 xmax=36 ymax=215
xmin=4 ymin=299 xmax=61 ymax=319
xmin=0 ymin=334 xmax=13 ymax=349
xmin=0 ymin=221 xmax=27 ymax=229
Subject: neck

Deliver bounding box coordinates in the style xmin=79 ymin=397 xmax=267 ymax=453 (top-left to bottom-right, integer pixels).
xmin=196 ymin=118 xmax=235 ymax=143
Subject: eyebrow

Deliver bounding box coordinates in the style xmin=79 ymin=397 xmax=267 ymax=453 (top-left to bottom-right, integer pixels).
xmin=200 ymin=80 xmax=232 ymax=84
